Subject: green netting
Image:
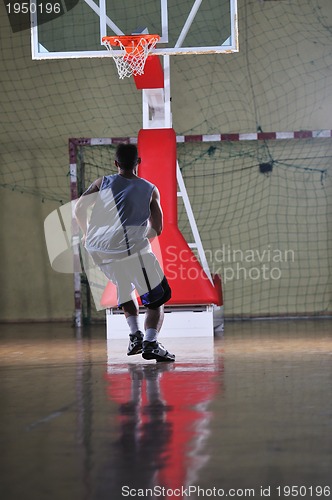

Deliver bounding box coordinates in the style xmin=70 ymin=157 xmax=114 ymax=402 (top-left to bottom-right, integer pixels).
xmin=0 ymin=0 xmax=331 ymax=318
xmin=77 ymin=138 xmax=332 ymax=317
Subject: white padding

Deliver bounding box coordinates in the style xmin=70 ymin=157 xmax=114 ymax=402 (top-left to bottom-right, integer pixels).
xmin=106 ymin=307 xmax=215 ymax=339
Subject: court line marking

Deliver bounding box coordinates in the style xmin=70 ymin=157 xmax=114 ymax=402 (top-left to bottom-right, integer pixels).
xmin=26 ymin=403 xmax=74 ymax=431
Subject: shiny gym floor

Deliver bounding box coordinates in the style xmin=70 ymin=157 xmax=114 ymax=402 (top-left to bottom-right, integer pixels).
xmin=0 ymin=320 xmax=331 ymax=500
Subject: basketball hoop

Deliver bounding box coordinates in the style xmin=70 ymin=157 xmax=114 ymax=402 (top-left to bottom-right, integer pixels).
xmin=102 ymin=34 xmax=160 ymax=79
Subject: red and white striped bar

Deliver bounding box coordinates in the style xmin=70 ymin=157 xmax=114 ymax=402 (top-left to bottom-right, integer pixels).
xmin=70 ymin=130 xmax=332 ymax=147
xmin=177 ymin=130 xmax=332 ymax=142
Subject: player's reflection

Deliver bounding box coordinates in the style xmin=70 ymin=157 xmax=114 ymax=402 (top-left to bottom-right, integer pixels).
xmin=116 ymin=364 xmax=173 ymax=486
xmin=104 ymin=360 xmax=223 ymax=497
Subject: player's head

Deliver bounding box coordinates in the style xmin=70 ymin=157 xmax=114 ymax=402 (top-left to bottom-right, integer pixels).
xmin=115 ymin=144 xmax=141 ymax=171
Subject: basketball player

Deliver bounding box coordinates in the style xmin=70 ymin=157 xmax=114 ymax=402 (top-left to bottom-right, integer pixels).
xmin=74 ymin=143 xmax=175 ymax=362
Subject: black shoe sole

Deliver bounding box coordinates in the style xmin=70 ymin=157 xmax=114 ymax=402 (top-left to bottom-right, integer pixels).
xmin=127 ymin=346 xmax=143 ymax=356
xmin=142 ymin=351 xmax=175 ymax=362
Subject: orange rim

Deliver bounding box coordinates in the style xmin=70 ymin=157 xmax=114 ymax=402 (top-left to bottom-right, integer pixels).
xmin=102 ymin=34 xmax=160 ymax=53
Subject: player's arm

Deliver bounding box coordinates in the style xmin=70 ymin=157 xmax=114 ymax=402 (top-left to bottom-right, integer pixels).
xmin=74 ymin=178 xmax=102 ymax=241
xmin=146 ymin=187 xmax=163 ymax=239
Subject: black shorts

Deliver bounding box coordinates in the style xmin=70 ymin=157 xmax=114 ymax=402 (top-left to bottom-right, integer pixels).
xmin=99 ymin=251 xmax=171 ymax=309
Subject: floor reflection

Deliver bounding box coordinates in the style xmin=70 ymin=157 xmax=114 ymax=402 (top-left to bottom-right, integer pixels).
xmin=100 ymin=340 xmax=223 ymax=498
xmin=0 ymin=321 xmax=331 ymax=500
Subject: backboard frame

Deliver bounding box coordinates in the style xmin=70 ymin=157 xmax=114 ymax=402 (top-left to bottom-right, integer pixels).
xmin=30 ymin=0 xmax=238 ymax=60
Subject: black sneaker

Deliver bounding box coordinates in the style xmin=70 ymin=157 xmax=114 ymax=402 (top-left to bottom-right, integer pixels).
xmin=127 ymin=331 xmax=144 ymax=356
xmin=142 ymin=340 xmax=175 ymax=362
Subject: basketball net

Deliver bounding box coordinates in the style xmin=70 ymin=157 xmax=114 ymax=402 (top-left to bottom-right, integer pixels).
xmin=102 ymin=35 xmax=160 ymax=79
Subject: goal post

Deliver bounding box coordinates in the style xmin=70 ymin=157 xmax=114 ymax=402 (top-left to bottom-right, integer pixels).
xmin=69 ymin=131 xmax=331 ymax=324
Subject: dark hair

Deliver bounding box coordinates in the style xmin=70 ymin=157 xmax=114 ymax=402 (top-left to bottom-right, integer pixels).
xmin=115 ymin=144 xmax=139 ymax=170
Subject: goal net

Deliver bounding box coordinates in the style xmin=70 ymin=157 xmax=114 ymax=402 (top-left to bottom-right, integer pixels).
xmin=73 ymin=136 xmax=331 ymax=319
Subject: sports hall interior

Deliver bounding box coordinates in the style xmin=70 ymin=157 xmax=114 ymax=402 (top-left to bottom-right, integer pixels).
xmin=0 ymin=1 xmax=331 ymax=499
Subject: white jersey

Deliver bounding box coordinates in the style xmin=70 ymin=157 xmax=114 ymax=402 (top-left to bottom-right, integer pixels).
xmin=85 ymin=174 xmax=155 ymax=262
